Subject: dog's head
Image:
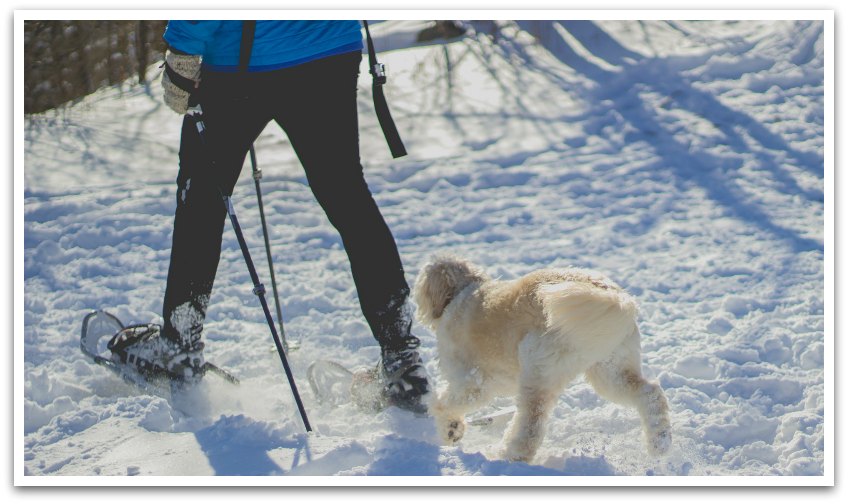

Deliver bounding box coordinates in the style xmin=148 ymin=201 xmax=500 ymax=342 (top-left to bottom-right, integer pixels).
xmin=413 ymin=255 xmax=489 ymax=327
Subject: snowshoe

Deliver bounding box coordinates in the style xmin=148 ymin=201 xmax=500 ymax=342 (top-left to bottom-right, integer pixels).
xmin=80 ymin=310 xmax=239 ymax=391
xmin=307 ymin=359 xmax=393 ymax=412
xmin=306 ymin=357 xmax=513 ymax=426
xmin=307 ymin=359 xmax=356 ymax=407
xmin=107 ymin=323 xmax=206 ymax=385
xmin=350 ymin=365 xmax=388 ymax=412
xmin=307 ymin=337 xmax=429 ymax=414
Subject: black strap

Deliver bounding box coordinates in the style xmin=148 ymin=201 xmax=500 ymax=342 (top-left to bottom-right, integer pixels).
xmin=164 ymin=62 xmax=196 ymax=94
xmin=363 ymin=21 xmax=407 ymax=159
xmin=363 ymin=21 xmax=384 ymax=84
xmin=163 ymin=44 xmax=201 ymax=106
xmin=106 ymin=324 xmax=157 ymax=354
xmin=239 ymin=20 xmax=256 ymax=72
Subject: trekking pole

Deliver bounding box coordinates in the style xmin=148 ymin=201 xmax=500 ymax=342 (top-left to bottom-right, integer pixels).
xmin=248 ymin=145 xmax=295 ymax=352
xmin=221 ymin=191 xmax=312 ymax=433
xmin=188 ymin=105 xmax=312 ymax=433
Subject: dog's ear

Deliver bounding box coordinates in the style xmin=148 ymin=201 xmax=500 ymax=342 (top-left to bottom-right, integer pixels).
xmin=413 ymin=260 xmax=455 ymax=325
xmin=413 ymin=256 xmax=487 ymax=326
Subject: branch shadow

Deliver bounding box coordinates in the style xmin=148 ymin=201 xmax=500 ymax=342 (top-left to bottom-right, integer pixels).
xmin=514 ymin=20 xmax=823 ymax=253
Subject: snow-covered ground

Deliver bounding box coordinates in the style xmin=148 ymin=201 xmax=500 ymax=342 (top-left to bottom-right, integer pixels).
xmin=19 ymin=18 xmax=829 ymax=483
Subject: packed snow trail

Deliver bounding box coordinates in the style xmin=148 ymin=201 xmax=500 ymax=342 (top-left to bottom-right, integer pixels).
xmin=22 ymin=20 xmax=825 ymax=477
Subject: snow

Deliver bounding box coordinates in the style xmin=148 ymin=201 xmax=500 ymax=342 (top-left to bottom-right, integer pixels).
xmin=18 ymin=16 xmax=831 ymax=485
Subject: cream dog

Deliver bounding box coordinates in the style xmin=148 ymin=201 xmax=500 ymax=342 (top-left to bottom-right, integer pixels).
xmin=413 ymin=255 xmax=671 ymax=463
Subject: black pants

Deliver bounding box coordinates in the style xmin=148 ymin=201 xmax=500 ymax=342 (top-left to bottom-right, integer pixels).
xmin=162 ymin=51 xmax=410 ymax=349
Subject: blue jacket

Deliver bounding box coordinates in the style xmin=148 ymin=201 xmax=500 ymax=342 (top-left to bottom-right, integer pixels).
xmin=164 ymin=20 xmax=363 ymax=72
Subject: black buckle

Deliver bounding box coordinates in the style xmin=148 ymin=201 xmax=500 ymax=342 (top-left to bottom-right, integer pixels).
xmin=371 ymin=63 xmax=387 ymax=85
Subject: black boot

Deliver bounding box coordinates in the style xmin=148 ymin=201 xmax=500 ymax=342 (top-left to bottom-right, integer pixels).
xmin=379 ymin=335 xmax=429 ymax=414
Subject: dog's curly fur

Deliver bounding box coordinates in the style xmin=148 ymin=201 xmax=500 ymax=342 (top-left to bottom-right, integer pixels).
xmin=413 ymin=255 xmax=672 ymax=462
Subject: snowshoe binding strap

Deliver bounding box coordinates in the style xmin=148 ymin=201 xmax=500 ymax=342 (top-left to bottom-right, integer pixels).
xmin=106 ymin=323 xmax=160 ymax=355
xmin=107 ymin=324 xmax=205 ymax=384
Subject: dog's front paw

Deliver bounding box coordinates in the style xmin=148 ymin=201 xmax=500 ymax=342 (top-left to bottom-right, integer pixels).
xmin=438 ymin=418 xmax=466 ymax=445
xmin=447 ymin=419 xmax=466 ymax=443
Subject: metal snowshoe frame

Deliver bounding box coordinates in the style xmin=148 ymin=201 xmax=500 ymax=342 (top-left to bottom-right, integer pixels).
xmin=81 ymin=310 xmax=239 ymax=387
xmin=80 ymin=309 xmax=125 ymax=369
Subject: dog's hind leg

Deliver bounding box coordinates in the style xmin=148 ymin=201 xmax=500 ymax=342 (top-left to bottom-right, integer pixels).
xmin=584 ymin=328 xmax=672 ymax=455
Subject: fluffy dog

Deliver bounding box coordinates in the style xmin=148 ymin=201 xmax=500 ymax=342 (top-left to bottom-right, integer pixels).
xmin=413 ymin=255 xmax=671 ymax=463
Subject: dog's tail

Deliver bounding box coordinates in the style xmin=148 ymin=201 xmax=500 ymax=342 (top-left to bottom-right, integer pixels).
xmin=538 ymin=281 xmax=638 ymax=362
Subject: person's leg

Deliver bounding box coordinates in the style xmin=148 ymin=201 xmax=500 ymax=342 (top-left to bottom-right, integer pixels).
xmin=270 ymin=52 xmax=428 ymax=411
xmin=272 ymin=52 xmax=411 ymax=349
xmin=162 ymin=74 xmax=270 ymax=346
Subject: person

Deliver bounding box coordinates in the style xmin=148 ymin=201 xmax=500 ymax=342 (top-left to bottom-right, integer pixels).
xmin=111 ymin=20 xmax=429 ymax=413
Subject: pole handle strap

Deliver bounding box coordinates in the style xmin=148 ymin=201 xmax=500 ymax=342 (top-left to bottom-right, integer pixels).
xmin=363 ymin=21 xmax=407 ymax=159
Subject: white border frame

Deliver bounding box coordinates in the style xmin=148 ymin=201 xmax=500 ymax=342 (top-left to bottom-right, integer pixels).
xmin=10 ymin=2 xmax=838 ymax=494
